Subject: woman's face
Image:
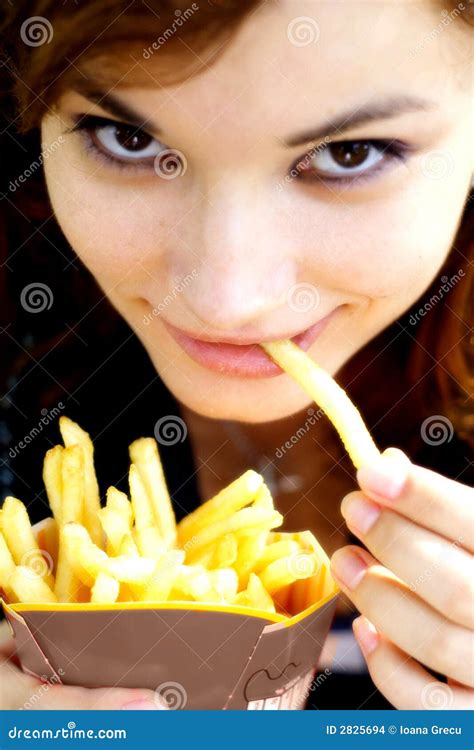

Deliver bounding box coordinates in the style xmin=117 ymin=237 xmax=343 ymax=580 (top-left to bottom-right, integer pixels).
xmin=42 ymin=0 xmax=473 ymax=423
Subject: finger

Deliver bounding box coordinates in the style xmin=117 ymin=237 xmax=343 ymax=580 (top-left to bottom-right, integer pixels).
xmin=330 ymin=546 xmax=474 ymax=687
xmin=341 ymin=491 xmax=474 ymax=629
xmin=353 ymin=616 xmax=474 ymax=710
xmin=0 ymin=655 xmax=166 ymax=710
xmin=357 ymin=449 xmax=474 ymax=552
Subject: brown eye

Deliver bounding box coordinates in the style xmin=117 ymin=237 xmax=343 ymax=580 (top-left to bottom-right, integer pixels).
xmin=113 ymin=125 xmax=154 ymax=152
xmin=329 ymin=141 xmax=370 ymax=168
xmin=91 ymin=122 xmax=163 ymax=161
xmin=295 ymin=139 xmax=389 ymax=182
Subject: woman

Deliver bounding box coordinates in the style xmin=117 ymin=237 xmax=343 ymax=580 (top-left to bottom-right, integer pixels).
xmin=0 ymin=0 xmax=472 ymax=711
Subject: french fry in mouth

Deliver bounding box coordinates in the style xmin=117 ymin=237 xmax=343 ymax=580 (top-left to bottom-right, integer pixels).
xmin=261 ymin=339 xmax=380 ymax=469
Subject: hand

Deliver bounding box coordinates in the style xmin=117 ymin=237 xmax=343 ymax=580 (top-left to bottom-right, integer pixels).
xmin=330 ymin=448 xmax=474 ymax=710
xmin=0 ymin=621 xmax=166 ymax=710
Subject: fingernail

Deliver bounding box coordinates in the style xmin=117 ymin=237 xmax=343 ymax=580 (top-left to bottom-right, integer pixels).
xmin=353 ymin=616 xmax=379 ymax=657
xmin=331 ymin=549 xmax=368 ymax=590
xmin=357 ymin=452 xmax=408 ymax=501
xmin=342 ymin=495 xmax=381 ymax=534
xmin=121 ymin=699 xmax=163 ymax=710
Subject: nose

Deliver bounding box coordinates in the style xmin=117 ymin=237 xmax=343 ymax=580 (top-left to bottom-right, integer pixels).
xmin=177 ymin=179 xmax=296 ymax=331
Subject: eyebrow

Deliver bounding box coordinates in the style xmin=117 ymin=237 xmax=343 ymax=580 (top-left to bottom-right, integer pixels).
xmin=283 ymin=96 xmax=436 ymax=147
xmin=74 ymin=88 xmax=162 ymax=135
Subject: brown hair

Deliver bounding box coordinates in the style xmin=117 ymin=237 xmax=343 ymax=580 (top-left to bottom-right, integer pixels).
xmin=1 ymin=0 xmax=473 ymax=465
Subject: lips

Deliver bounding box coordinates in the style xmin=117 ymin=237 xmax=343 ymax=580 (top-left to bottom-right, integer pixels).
xmin=164 ymin=310 xmax=337 ymax=378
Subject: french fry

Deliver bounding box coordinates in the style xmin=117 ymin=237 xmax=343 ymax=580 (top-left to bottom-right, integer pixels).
xmin=91 ymin=572 xmax=120 ymax=604
xmin=261 ymin=340 xmax=380 ymax=469
xmin=98 ymin=506 xmax=129 ymax=557
xmin=234 ymin=573 xmax=275 ymax=613
xmin=106 ymin=487 xmax=133 ymax=528
xmin=234 ymin=531 xmax=268 ymax=587
xmin=61 ymin=445 xmax=85 ymax=525
xmin=211 ymin=533 xmax=238 ymax=568
xmin=62 ymin=523 xmax=156 ymax=586
xmin=186 ymin=507 xmax=283 ymax=561
xmin=139 ymin=550 xmax=185 ymax=601
xmin=118 ymin=533 xmax=139 ymax=558
xmin=177 ymin=470 xmax=263 ymax=546
xmin=253 ymin=540 xmax=300 ymax=574
xmin=259 ymin=552 xmax=318 ymax=595
xmin=207 ymin=568 xmax=238 ymax=602
xmin=9 ymin=566 xmax=57 ymax=604
xmin=59 ymin=417 xmax=103 ymax=546
xmin=42 ymin=445 xmax=63 ymax=523
xmin=129 ymin=464 xmax=164 ymax=558
xmin=129 ymin=438 xmax=176 ymax=546
xmin=54 ymin=531 xmax=87 ymax=603
xmin=1 ymin=497 xmax=54 ymax=589
xmin=0 ymin=531 xmax=16 ymax=600
xmin=171 ymin=564 xmax=212 ymax=601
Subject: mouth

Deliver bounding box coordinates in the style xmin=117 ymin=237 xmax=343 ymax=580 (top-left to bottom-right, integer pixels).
xmin=164 ymin=309 xmax=339 ymax=378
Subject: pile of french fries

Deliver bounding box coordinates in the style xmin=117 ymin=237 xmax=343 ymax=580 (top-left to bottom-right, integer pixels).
xmin=0 ymin=418 xmax=328 ymax=615
xmin=1 ymin=341 xmax=377 ymax=614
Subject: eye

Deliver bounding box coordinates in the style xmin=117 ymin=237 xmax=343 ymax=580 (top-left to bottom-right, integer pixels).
xmin=294 ymin=139 xmax=406 ymax=184
xmin=70 ymin=115 xmax=166 ymax=166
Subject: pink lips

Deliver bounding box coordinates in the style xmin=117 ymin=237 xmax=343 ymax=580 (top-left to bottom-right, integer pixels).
xmin=164 ymin=311 xmax=336 ymax=378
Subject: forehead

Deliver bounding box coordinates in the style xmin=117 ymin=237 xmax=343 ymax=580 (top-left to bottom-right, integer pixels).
xmin=77 ymin=0 xmax=469 ymax=141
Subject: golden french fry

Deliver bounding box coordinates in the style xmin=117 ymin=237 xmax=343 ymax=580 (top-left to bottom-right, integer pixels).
xmin=98 ymin=507 xmax=129 ymax=557
xmin=42 ymin=445 xmax=64 ymax=523
xmin=253 ymin=540 xmax=300 ymax=574
xmin=54 ymin=538 xmax=87 ymax=602
xmin=91 ymin=572 xmax=120 ymax=603
xmin=139 ymin=550 xmax=185 ymax=601
xmin=61 ymin=445 xmax=85 ymax=525
xmin=186 ymin=507 xmax=283 ymax=561
xmin=62 ymin=523 xmax=156 ymax=586
xmin=0 ymin=531 xmax=16 ymax=600
xmin=234 ymin=573 xmax=275 ymax=613
xmin=253 ymin=483 xmax=274 ymax=509
xmin=260 ymin=340 xmax=380 ymax=469
xmin=59 ymin=416 xmax=103 ymax=546
xmin=234 ymin=531 xmax=268 ymax=587
xmin=259 ymin=551 xmax=318 ymax=595
xmin=118 ymin=533 xmax=139 ymax=558
xmin=106 ymin=487 xmax=133 ymax=528
xmin=170 ymin=564 xmax=212 ymax=601
xmin=1 ymin=497 xmax=54 ymax=589
xmin=129 ymin=438 xmax=176 ymax=546
xmin=212 ymin=533 xmax=238 ymax=568
xmin=207 ymin=568 xmax=238 ymax=602
xmin=9 ymin=566 xmax=57 ymax=604
xmin=177 ymin=470 xmax=264 ymax=546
